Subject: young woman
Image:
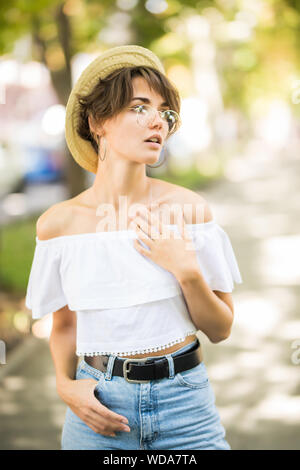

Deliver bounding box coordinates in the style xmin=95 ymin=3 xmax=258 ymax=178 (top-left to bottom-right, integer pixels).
xmin=25 ymin=45 xmax=243 ymax=450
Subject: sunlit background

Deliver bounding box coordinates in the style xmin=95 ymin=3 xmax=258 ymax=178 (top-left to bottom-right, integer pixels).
xmin=0 ymin=0 xmax=300 ymax=450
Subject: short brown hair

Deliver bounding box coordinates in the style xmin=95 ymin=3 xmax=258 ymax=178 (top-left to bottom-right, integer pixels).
xmin=76 ymin=66 xmax=181 ymax=154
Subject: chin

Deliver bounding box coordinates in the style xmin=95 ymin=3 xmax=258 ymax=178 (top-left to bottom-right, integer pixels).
xmin=137 ymin=156 xmax=159 ymax=165
xmin=146 ymin=154 xmax=160 ymax=164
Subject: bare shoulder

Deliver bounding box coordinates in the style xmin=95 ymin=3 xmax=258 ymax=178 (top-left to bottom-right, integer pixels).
xmin=36 ymin=199 xmax=75 ymax=241
xmin=153 ymin=179 xmax=213 ymax=224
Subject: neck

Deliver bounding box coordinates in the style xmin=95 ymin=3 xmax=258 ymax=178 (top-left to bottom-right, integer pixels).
xmin=90 ymin=163 xmax=152 ymax=210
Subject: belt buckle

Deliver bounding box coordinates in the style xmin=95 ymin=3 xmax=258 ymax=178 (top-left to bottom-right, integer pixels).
xmin=123 ymin=358 xmax=152 ymax=384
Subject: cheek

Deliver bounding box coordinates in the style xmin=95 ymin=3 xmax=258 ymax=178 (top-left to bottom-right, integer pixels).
xmin=110 ymin=129 xmax=143 ymax=154
xmin=107 ymin=115 xmax=145 ymax=151
xmin=122 ymin=124 xmax=143 ymax=148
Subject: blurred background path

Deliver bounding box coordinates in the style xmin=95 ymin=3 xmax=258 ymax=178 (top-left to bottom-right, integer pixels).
xmin=1 ymin=146 xmax=299 ymax=450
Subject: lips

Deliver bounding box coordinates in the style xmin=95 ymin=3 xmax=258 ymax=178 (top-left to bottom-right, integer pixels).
xmin=144 ymin=134 xmax=162 ymax=144
xmin=144 ymin=141 xmax=161 ymax=148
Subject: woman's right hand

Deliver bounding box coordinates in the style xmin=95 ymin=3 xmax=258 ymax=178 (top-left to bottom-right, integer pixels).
xmin=59 ymin=378 xmax=131 ymax=437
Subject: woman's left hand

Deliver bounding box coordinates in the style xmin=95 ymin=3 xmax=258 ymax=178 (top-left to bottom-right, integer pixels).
xmin=129 ymin=206 xmax=200 ymax=279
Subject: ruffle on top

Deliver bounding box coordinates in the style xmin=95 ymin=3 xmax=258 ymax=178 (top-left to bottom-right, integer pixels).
xmin=25 ymin=220 xmax=243 ymax=319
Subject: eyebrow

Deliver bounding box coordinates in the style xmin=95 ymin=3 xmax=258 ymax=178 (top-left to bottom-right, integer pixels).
xmin=131 ymin=97 xmax=169 ymax=107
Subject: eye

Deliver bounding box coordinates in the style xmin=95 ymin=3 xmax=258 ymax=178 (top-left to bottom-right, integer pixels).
xmin=132 ymin=105 xmax=146 ymax=113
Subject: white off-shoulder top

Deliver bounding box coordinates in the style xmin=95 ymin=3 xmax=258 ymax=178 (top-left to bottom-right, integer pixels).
xmin=25 ymin=220 xmax=243 ymax=356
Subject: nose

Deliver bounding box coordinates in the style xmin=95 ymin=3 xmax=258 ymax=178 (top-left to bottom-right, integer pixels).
xmin=148 ymin=109 xmax=165 ymax=132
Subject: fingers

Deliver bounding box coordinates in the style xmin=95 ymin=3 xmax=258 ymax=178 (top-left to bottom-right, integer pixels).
xmin=130 ymin=210 xmax=170 ymax=241
xmin=130 ymin=216 xmax=154 ymax=241
xmin=91 ymin=380 xmax=129 ymax=424
xmin=86 ymin=409 xmax=131 ymax=436
xmin=71 ymin=379 xmax=131 ymax=438
xmin=90 ymin=401 xmax=131 ymax=435
xmin=92 ymin=397 xmax=129 ymax=422
xmin=176 ymin=215 xmax=188 ymax=239
xmin=96 ymin=403 xmax=129 ymax=425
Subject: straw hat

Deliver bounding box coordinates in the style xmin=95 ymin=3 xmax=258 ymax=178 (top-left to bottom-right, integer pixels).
xmin=65 ymin=45 xmax=165 ymax=174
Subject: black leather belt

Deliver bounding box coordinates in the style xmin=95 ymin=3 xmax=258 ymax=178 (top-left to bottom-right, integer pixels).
xmin=84 ymin=339 xmax=203 ymax=383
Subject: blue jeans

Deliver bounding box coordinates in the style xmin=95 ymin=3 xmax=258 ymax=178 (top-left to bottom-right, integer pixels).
xmin=61 ymin=339 xmax=231 ymax=450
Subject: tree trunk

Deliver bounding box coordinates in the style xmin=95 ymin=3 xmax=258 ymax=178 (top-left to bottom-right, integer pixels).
xmin=64 ymin=145 xmax=87 ymax=198
xmin=32 ymin=7 xmax=87 ymax=198
xmin=55 ymin=4 xmax=86 ymax=198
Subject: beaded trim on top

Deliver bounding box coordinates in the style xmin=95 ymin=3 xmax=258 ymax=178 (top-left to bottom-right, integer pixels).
xmin=76 ymin=330 xmax=198 ymax=357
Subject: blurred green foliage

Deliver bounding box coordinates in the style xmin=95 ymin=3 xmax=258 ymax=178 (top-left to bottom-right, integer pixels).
xmin=0 ymin=217 xmax=37 ymax=292
xmin=154 ymin=165 xmax=222 ymax=190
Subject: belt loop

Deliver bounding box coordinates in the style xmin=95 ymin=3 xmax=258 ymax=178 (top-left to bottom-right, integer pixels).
xmin=165 ymin=353 xmax=175 ymax=379
xmin=104 ymin=355 xmax=117 ymax=381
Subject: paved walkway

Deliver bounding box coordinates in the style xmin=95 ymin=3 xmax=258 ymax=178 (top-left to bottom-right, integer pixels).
xmin=0 ymin=146 xmax=299 ymax=450
xmin=0 ymin=336 xmax=67 ymax=450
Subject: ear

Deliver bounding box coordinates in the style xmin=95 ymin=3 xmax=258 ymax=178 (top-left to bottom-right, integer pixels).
xmin=88 ymin=115 xmax=104 ymax=142
xmin=88 ymin=114 xmax=97 ymax=134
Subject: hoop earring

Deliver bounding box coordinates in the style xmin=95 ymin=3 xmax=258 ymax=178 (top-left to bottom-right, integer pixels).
xmin=97 ymin=135 xmax=107 ymax=161
xmin=146 ymin=146 xmax=166 ymax=168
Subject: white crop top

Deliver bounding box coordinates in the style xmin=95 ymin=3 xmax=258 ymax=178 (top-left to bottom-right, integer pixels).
xmin=25 ymin=220 xmax=243 ymax=356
